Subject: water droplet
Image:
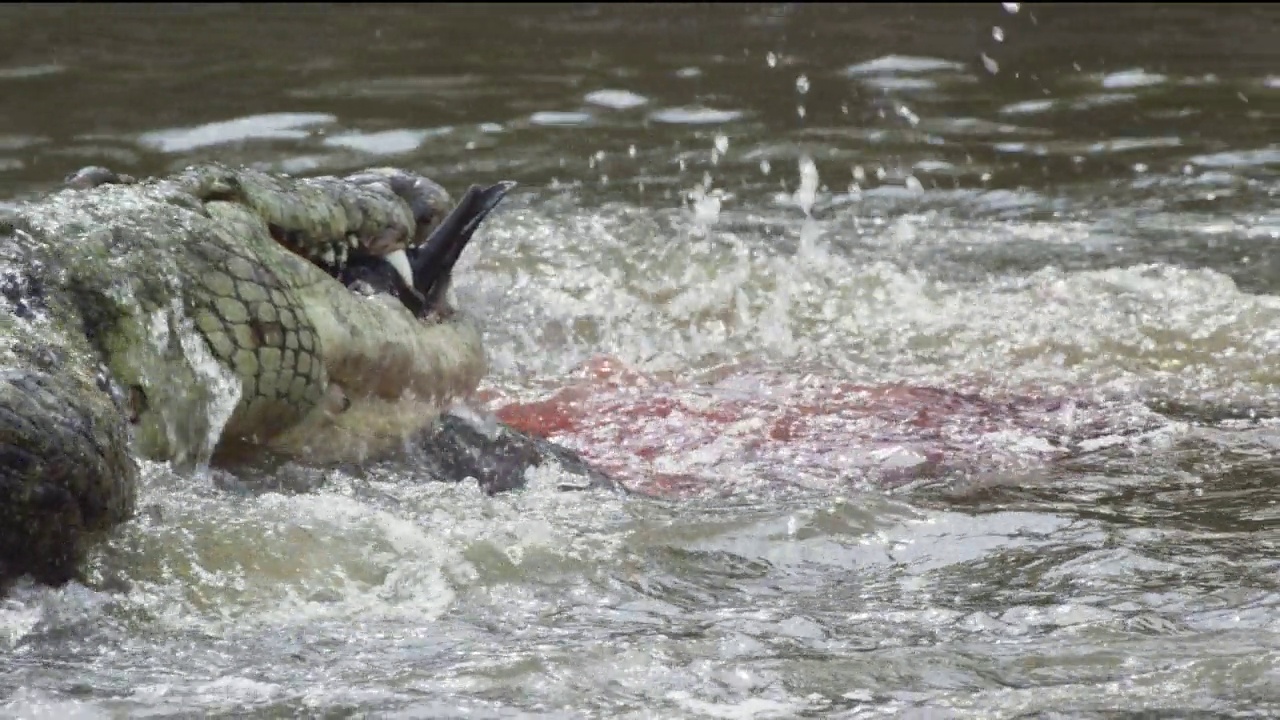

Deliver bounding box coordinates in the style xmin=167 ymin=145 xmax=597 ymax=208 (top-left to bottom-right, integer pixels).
xmin=981 ymin=53 xmax=1000 ymax=75
xmin=714 ymin=134 xmax=729 ymax=154
xmin=766 ymin=51 xmax=778 ymax=68
xmin=992 ymin=26 xmax=1005 ymax=42
xmin=852 ymin=165 xmax=866 ymax=183
xmin=795 ymin=74 xmax=810 ymax=94
xmin=760 ymin=160 xmax=772 ymax=175
xmin=628 ymin=144 xmax=637 ymax=158
xmin=594 ymin=150 xmax=606 ymax=162
xmin=1002 ymin=2 xmax=1020 ymax=13
xmin=797 ymin=105 xmax=807 ymax=119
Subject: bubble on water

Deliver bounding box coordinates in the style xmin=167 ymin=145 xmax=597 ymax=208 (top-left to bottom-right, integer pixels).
xmin=1101 ymin=68 xmax=1167 ymax=89
xmin=766 ymin=52 xmax=778 ymax=68
xmin=993 ymin=26 xmax=1005 ymax=42
xmin=649 ymin=107 xmax=745 ymax=125
xmin=760 ymin=159 xmax=772 ymax=176
xmin=714 ymin=134 xmax=729 ymax=154
xmin=797 ymin=105 xmax=806 ymax=119
xmin=583 ymin=89 xmax=649 ymax=110
xmin=852 ymin=165 xmax=866 ymax=183
xmin=140 ymin=112 xmax=336 ymax=153
xmin=793 ymin=156 xmax=820 ymax=216
xmin=628 ymin=144 xmax=637 ymax=158
xmin=795 ymin=74 xmax=810 ymax=94
xmin=981 ymin=53 xmax=1000 ymax=75
xmin=1003 ymin=2 xmax=1020 ymax=12
xmin=846 ymin=55 xmax=966 ymax=75
xmin=594 ymin=150 xmax=606 ymax=162
xmin=321 ymin=128 xmax=435 ymax=156
xmin=1000 ymin=99 xmax=1057 ymax=115
xmin=529 ymin=111 xmax=593 ymax=127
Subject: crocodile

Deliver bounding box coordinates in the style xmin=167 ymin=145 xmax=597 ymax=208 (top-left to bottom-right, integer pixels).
xmin=0 ymin=162 xmax=614 ymax=587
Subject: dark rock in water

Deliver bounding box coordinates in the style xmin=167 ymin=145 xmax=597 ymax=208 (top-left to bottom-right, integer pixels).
xmin=416 ymin=411 xmax=627 ymax=495
xmin=208 ymin=411 xmax=627 ymax=498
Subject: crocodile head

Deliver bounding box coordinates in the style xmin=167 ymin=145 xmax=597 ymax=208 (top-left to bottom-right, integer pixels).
xmin=175 ymin=167 xmax=520 ymax=467
xmin=0 ymin=165 xmax=515 ymax=582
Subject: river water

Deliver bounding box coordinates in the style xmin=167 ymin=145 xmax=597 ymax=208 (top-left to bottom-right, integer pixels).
xmin=2 ymin=3 xmax=1280 ymax=717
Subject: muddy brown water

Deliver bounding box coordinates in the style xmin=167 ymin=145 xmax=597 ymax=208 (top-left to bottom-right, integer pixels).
xmin=2 ymin=4 xmax=1280 ymax=717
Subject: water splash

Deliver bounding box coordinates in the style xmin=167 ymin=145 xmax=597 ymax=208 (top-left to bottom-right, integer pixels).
xmin=792 ymin=156 xmax=820 ymax=216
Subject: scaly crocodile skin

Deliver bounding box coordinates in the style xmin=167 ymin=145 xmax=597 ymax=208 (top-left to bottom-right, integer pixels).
xmin=0 ymin=164 xmax=492 ymax=584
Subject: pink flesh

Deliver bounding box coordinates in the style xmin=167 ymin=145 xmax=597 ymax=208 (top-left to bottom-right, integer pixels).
xmin=480 ymin=356 xmax=1155 ymax=499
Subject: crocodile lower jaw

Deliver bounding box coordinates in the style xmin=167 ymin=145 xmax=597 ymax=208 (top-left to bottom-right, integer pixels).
xmin=270 ymin=255 xmax=489 ymax=464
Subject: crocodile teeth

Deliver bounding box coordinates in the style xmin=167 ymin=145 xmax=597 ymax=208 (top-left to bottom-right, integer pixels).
xmin=384 ymin=248 xmax=415 ymax=290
